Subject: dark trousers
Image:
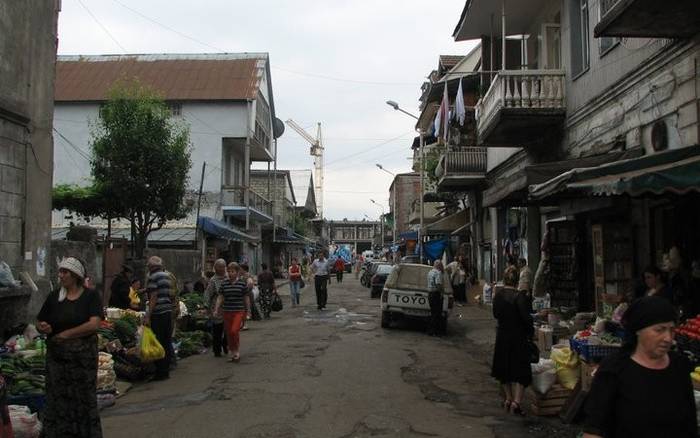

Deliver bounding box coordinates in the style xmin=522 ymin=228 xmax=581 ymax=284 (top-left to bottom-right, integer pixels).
xmin=336 ymin=271 xmax=343 ymax=282
xmin=453 ymin=283 xmax=467 ymax=303
xmin=150 ymin=312 xmax=173 ymax=378
xmin=211 ymin=321 xmax=227 ymax=356
xmin=315 ymin=275 xmax=329 ymax=309
xmin=428 ymin=291 xmax=443 ymax=335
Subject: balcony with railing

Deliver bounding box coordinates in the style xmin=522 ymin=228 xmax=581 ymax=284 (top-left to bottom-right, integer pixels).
xmin=475 ymin=70 xmax=566 ymax=146
xmin=434 ymin=147 xmax=487 ymax=190
xmin=250 ymin=93 xmax=274 ymax=161
xmin=594 ymin=0 xmax=700 ymax=39
xmin=221 ymin=186 xmax=272 ymax=223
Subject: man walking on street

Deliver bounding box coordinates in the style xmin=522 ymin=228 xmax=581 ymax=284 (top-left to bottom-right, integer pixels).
xmin=144 ymin=256 xmax=174 ymax=380
xmin=311 ymin=251 xmax=330 ymax=310
xmin=427 ymin=260 xmax=445 ymax=336
xmin=204 ymin=259 xmax=228 ymax=357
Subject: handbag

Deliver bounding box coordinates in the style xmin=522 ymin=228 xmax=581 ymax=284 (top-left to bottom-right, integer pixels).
xmin=271 ymin=292 xmax=283 ymax=312
xmin=527 ymin=340 xmax=540 ymax=364
xmin=299 ymin=278 xmax=305 ymax=289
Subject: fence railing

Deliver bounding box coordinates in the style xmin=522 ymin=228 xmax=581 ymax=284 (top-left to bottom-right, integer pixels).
xmin=476 ymin=70 xmax=566 ymax=133
xmin=222 ymin=186 xmax=272 ymax=217
xmin=435 ymin=147 xmax=487 ymax=179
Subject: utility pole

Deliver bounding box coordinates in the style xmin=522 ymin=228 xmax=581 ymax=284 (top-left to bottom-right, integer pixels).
xmin=194 ymin=161 xmax=206 ymax=250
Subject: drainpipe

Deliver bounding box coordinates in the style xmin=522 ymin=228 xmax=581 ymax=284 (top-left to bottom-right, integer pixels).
xmin=502 ymin=0 xmax=507 ymax=71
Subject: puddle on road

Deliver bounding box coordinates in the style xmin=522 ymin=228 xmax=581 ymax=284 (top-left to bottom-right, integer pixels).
xmin=303 ymin=308 xmax=376 ymax=329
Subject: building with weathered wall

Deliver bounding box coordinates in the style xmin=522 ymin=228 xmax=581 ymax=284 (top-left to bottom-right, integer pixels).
xmin=0 ymin=1 xmax=60 ymax=334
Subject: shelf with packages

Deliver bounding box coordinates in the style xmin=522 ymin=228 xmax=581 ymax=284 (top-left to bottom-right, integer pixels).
xmin=548 ymin=221 xmax=579 ymax=309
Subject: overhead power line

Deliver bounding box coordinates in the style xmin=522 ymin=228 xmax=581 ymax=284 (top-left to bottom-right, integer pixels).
xmin=77 ymin=0 xmax=127 ymax=53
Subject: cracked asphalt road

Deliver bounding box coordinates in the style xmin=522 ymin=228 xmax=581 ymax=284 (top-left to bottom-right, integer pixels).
xmin=101 ymin=276 xmax=577 ymax=438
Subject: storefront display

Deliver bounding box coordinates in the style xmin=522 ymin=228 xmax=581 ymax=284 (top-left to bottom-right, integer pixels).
xmin=548 ymin=221 xmax=578 ymax=308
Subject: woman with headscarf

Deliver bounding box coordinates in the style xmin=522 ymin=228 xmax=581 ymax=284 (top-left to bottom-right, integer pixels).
xmin=37 ymin=257 xmax=103 ymax=437
xmin=491 ymin=265 xmax=533 ymax=416
xmin=582 ymin=296 xmax=697 ymax=437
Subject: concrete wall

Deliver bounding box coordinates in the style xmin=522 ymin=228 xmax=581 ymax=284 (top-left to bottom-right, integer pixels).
xmin=0 ymin=1 xmax=60 ymax=334
xmin=144 ymin=248 xmax=202 ymax=288
xmin=54 ymin=101 xmax=250 ymax=193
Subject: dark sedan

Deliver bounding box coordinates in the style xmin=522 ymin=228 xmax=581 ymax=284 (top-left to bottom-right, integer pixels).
xmin=370 ymin=264 xmax=395 ymax=298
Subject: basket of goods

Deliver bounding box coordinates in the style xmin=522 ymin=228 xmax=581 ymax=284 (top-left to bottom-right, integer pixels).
xmin=675 ymin=316 xmax=700 ymax=360
xmin=570 ymin=330 xmax=622 ymax=362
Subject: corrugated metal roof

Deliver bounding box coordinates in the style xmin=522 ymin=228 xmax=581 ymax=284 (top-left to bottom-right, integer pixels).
xmin=52 ymin=227 xmax=195 ymax=242
xmin=289 ymin=169 xmax=313 ymax=208
xmin=55 ymin=53 xmax=268 ymax=102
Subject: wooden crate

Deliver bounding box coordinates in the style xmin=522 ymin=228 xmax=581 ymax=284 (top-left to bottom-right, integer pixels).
xmin=526 ymin=384 xmax=573 ymax=416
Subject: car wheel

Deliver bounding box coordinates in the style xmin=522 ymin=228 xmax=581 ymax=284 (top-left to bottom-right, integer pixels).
xmin=381 ymin=311 xmax=391 ymax=328
xmin=370 ymin=287 xmax=378 ymax=298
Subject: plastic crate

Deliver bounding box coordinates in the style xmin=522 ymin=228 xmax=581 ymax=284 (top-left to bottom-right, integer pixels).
xmin=569 ymin=338 xmax=620 ymax=362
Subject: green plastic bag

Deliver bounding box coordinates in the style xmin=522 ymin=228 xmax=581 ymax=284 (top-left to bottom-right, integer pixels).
xmin=140 ymin=326 xmax=165 ymax=362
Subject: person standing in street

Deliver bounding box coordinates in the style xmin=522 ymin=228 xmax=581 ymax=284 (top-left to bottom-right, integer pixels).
xmin=37 ymin=257 xmax=103 ymax=437
xmin=334 ymin=257 xmax=345 ymax=283
xmin=517 ymin=258 xmax=532 ymax=297
xmin=355 ymin=254 xmax=363 ymax=279
xmin=257 ymin=263 xmax=276 ymax=319
xmin=203 ymin=259 xmax=228 ymax=357
xmin=426 ymin=260 xmax=445 ymax=336
xmin=143 ymin=256 xmax=174 ymax=381
xmin=582 ymin=296 xmax=697 ymax=437
xmin=446 ymin=256 xmax=467 ymax=305
xmin=108 ymin=264 xmax=133 ymax=309
xmin=288 ymin=257 xmax=302 ymax=307
xmin=214 ymin=263 xmax=251 ymax=363
xmin=311 ymin=251 xmax=330 ymax=310
xmin=239 ymin=263 xmax=260 ymax=323
xmin=491 ymin=266 xmax=533 ymax=416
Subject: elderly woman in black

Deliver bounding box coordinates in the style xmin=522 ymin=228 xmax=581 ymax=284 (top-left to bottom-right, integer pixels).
xmin=491 ymin=266 xmax=533 ymax=415
xmin=583 ymin=296 xmax=697 ymax=437
xmin=37 ymin=257 xmax=103 ymax=437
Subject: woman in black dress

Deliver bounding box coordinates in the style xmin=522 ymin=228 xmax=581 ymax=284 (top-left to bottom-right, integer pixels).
xmin=37 ymin=257 xmax=103 ymax=437
xmin=583 ymin=296 xmax=697 ymax=438
xmin=491 ymin=266 xmax=533 ymax=415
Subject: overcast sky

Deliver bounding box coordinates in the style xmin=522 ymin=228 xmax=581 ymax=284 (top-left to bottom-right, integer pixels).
xmin=57 ymin=0 xmax=476 ymax=220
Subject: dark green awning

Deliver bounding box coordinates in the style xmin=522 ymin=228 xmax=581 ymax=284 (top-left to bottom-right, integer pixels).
xmin=530 ymin=145 xmax=700 ymax=200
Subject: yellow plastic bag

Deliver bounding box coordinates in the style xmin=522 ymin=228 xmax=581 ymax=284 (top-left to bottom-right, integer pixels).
xmin=550 ymin=346 xmax=580 ymax=390
xmin=140 ymin=326 xmax=165 ymax=362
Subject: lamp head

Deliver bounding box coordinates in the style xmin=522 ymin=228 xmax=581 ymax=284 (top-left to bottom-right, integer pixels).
xmin=386 ymin=100 xmax=399 ymax=110
xmin=375 ymin=164 xmax=383 ymax=170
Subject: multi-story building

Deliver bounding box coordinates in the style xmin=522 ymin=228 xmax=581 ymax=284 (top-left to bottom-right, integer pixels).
xmin=52 ymin=53 xmax=282 ymax=273
xmin=0 ymin=1 xmax=60 ymax=333
xmin=328 ymin=220 xmax=381 ymax=253
xmin=447 ymin=0 xmax=700 ymax=311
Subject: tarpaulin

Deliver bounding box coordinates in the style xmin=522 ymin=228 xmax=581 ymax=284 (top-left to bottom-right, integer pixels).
xmin=424 ymin=239 xmax=448 ymax=261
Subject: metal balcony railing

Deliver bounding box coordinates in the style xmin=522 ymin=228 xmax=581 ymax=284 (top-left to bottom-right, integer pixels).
xmin=222 ymin=186 xmax=272 ymax=217
xmin=435 ymin=147 xmax=487 ymax=179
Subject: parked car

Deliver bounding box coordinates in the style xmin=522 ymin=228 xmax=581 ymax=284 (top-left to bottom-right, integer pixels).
xmin=380 ymin=263 xmax=454 ymax=334
xmin=361 ymin=261 xmax=389 ymax=288
xmin=370 ymin=264 xmax=395 ymax=298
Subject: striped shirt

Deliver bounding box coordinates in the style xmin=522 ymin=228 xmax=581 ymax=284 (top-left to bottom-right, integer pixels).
xmin=147 ymin=269 xmax=173 ymax=315
xmin=219 ymin=278 xmax=248 ymax=312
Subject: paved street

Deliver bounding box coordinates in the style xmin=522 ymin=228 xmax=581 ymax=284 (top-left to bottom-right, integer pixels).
xmin=102 ymin=277 xmax=576 ymax=438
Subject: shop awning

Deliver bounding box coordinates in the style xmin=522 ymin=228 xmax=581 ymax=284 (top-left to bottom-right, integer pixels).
xmin=529 ymin=145 xmax=700 ymax=200
xmin=482 ymin=150 xmax=635 ymax=207
xmin=197 ymin=216 xmax=256 ymax=242
xmin=451 ymin=222 xmax=473 ymax=236
xmin=425 ymin=209 xmax=469 ymax=234
xmin=399 ymin=230 xmax=418 ymax=240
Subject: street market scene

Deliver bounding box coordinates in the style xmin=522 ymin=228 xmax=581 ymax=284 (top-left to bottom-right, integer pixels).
xmin=2 ymin=0 xmax=700 ymax=437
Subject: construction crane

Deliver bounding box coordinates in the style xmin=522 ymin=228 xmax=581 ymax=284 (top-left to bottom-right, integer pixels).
xmin=285 ymin=119 xmax=324 ymax=218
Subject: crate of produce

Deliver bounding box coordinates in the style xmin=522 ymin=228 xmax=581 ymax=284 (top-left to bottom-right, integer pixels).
xmin=569 ymin=338 xmax=620 ymax=362
xmin=526 ymin=384 xmax=572 ymax=416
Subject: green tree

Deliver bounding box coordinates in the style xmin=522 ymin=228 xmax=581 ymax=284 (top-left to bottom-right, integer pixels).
xmin=52 ymin=80 xmax=192 ymax=258
xmin=92 ymin=80 xmax=192 ymax=258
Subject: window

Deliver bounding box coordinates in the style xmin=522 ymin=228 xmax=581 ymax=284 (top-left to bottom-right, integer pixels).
xmin=169 ymin=103 xmax=182 ymax=117
xmin=569 ymin=0 xmax=590 ymax=77
xmin=598 ymin=0 xmax=620 ymax=56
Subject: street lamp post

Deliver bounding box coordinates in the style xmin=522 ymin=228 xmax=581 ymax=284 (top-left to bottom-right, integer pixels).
xmin=375 ymin=164 xmax=397 ymax=245
xmin=370 ymin=199 xmax=386 ymax=251
xmin=385 ymin=100 xmax=423 ymax=263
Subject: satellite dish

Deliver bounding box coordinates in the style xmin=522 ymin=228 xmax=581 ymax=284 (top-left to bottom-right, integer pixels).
xmin=273 ymin=118 xmax=285 ymax=139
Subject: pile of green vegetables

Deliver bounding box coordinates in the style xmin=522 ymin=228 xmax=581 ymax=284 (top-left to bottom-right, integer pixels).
xmin=0 ymin=355 xmax=46 ymax=395
xmin=175 ymin=330 xmax=212 ymax=358
xmin=181 ymin=293 xmax=206 ymax=314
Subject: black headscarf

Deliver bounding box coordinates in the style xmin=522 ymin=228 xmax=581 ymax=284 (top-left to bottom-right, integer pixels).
xmin=621 ymin=296 xmax=678 ymax=353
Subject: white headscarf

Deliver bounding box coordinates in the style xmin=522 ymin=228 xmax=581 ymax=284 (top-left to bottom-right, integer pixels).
xmin=57 ymin=257 xmax=85 ymax=302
